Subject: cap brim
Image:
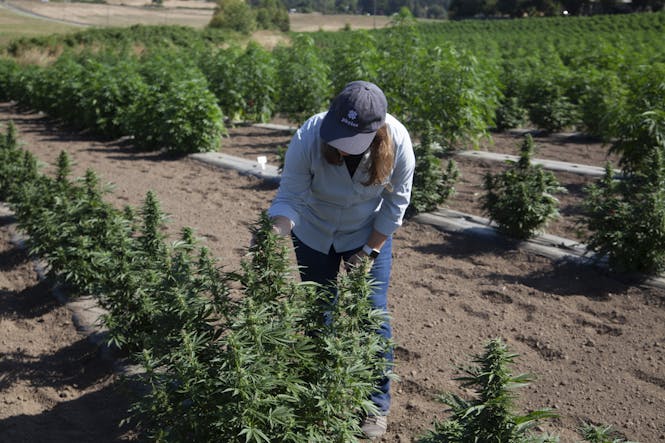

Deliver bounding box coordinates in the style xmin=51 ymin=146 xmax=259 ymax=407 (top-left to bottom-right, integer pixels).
xmin=320 ymin=111 xmax=376 ymax=155
xmin=327 ymin=131 xmax=376 ymax=155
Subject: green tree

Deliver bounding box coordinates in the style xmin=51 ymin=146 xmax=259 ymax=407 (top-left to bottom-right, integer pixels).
xmin=497 ymin=0 xmax=521 ymax=16
xmin=449 ymin=0 xmax=486 ymax=17
xmin=631 ymin=0 xmax=665 ymax=10
xmin=427 ymin=4 xmax=447 ymax=18
xmin=560 ymin=0 xmax=593 ymax=14
xmin=209 ymin=0 xmax=257 ymax=34
xmin=255 ymin=0 xmax=290 ymax=31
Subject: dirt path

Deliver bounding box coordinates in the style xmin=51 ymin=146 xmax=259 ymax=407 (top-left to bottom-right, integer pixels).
xmin=0 ymin=1 xmax=89 ymax=27
xmin=0 ymin=214 xmax=135 ymax=442
xmin=0 ymin=103 xmax=664 ymax=442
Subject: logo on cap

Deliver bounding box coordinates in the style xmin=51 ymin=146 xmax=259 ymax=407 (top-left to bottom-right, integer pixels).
xmin=341 ymin=109 xmax=359 ymax=128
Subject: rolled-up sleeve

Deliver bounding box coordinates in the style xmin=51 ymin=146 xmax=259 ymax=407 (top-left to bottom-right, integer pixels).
xmin=373 ymin=125 xmax=415 ymax=236
xmin=267 ymin=123 xmax=314 ymax=228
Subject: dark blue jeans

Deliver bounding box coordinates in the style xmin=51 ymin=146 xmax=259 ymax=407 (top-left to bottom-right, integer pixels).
xmin=291 ymin=234 xmax=393 ymax=415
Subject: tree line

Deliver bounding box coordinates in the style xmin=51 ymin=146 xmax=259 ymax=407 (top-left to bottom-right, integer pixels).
xmin=272 ymin=0 xmax=663 ymax=19
xmin=207 ymin=0 xmax=664 ymax=33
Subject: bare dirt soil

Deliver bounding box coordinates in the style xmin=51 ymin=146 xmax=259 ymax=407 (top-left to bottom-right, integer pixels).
xmin=0 ymin=222 xmax=137 ymax=443
xmin=2 ymin=0 xmax=392 ymax=31
xmin=0 ymin=102 xmax=664 ymax=443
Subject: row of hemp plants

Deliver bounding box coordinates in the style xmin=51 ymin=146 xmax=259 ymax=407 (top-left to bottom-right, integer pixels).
xmin=0 ymin=123 xmax=392 ymax=441
xmin=3 ymin=14 xmax=664 ymax=142
xmin=1 ymin=21 xmax=500 ymax=150
xmin=200 ymin=35 xmax=331 ymax=124
xmin=314 ymin=12 xmax=664 ymax=138
xmin=318 ymin=12 xmax=500 ymax=149
xmin=9 ymin=33 xmax=657 ymax=275
xmin=0 ymin=51 xmax=225 ymax=154
xmin=494 ymin=58 xmax=665 ymax=139
xmin=411 ymin=12 xmax=664 ymax=138
xmin=0 ymin=39 xmax=332 ymax=145
xmin=198 ymin=18 xmax=492 ymax=146
xmin=3 ymin=25 xmax=232 ymax=60
xmin=131 ymin=213 xmax=390 ymax=441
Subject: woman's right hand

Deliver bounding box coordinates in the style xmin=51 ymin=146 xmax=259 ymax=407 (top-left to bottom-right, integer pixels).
xmin=271 ymin=215 xmax=293 ymax=237
xmin=250 ymin=216 xmax=292 ymax=250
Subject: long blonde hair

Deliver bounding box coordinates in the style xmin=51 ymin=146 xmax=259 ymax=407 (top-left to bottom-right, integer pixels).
xmin=322 ymin=125 xmax=394 ymax=186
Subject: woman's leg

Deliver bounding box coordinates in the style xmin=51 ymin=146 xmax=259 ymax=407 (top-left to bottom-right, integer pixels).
xmin=291 ymin=234 xmax=341 ymax=286
xmin=292 ymin=234 xmax=394 ymax=415
xmin=343 ymin=236 xmax=394 ymax=415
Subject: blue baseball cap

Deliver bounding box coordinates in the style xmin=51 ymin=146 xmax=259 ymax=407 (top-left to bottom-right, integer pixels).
xmin=320 ymin=81 xmax=388 ymax=155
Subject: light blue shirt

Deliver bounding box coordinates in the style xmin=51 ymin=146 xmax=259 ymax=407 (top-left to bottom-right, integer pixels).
xmin=268 ymin=112 xmax=415 ymax=254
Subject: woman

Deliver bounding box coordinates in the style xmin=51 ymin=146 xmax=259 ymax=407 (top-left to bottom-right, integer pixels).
xmin=268 ymin=80 xmax=415 ymax=439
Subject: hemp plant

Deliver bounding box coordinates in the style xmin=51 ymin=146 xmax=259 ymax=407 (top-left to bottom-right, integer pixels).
xmin=128 ymin=211 xmax=302 ymax=441
xmin=139 ymin=190 xmax=168 ymax=258
xmin=408 ymin=126 xmax=460 ymax=217
xmin=143 ymin=226 xmax=232 ymax=359
xmin=15 ymin=151 xmax=75 ymax=260
xmin=302 ymin=260 xmax=393 ymax=440
xmin=5 ymin=149 xmax=135 ymax=302
xmin=0 ymin=119 xmax=18 ymax=149
xmin=418 ymin=339 xmax=636 ymax=442
xmin=0 ymin=122 xmax=38 ymax=201
xmin=418 ymin=338 xmax=557 ymax=443
xmin=124 ymin=229 xmax=233 ymax=438
xmin=482 ymin=134 xmax=566 ymax=240
xmin=44 ymin=168 xmax=128 ymax=295
xmin=131 ymin=212 xmax=391 ymax=442
xmin=55 ymin=150 xmax=72 ymax=186
xmin=12 ymin=151 xmax=76 ymax=267
xmin=584 ymin=111 xmax=665 ymax=274
xmin=196 ymin=245 xmax=234 ymax=321
xmin=584 ymin=159 xmax=665 ymax=274
xmin=579 ymin=423 xmax=636 ymax=443
xmin=99 ymin=190 xmax=172 ymax=351
xmin=218 ymin=211 xmax=390 ymax=441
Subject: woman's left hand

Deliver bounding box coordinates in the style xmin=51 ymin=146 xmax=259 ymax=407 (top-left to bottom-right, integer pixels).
xmin=345 ymin=250 xmax=372 ymax=273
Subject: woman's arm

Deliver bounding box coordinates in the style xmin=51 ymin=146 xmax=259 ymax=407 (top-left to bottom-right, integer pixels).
xmin=267 ymin=118 xmax=318 ymax=234
xmin=366 ymin=229 xmax=388 ymax=251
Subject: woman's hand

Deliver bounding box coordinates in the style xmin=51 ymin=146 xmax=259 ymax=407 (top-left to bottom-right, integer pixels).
xmin=250 ymin=215 xmax=292 ymax=249
xmin=271 ymin=215 xmax=293 ymax=237
xmin=345 ymin=250 xmax=372 ymax=273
